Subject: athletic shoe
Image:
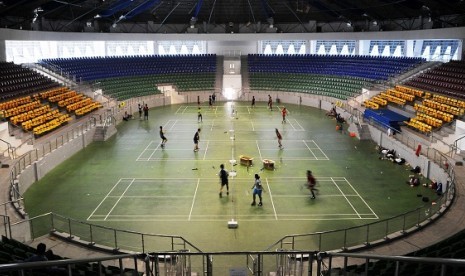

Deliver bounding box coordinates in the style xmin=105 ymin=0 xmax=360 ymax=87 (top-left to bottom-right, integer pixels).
xmin=311 ymin=196 xmax=315 ymax=199
xmin=251 ymin=202 xmax=256 ymax=206
xmin=258 ymin=202 xmax=262 ymax=206
xmin=219 ymin=193 xmax=222 ymax=198
xmin=227 ymin=192 xmax=229 ymax=195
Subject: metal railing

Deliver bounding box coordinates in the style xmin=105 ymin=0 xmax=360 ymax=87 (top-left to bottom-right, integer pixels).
xmin=319 ymin=251 xmax=465 ymax=276
xmin=0 ymin=253 xmax=146 ymax=276
xmin=9 ymin=117 xmax=97 ymax=212
xmin=0 ymin=138 xmax=16 ymax=159
xmin=18 ymin=212 xmax=202 ymax=255
xmin=265 ymin=173 xmax=453 ymax=253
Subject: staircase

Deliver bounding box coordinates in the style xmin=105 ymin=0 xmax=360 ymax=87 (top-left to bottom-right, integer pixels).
xmin=93 ymin=126 xmax=106 ymax=141
xmin=93 ymin=124 xmax=117 ymax=142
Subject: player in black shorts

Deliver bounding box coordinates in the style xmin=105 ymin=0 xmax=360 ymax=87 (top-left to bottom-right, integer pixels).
xmin=193 ymin=128 xmax=201 ymax=152
xmin=159 ymin=126 xmax=168 ymax=148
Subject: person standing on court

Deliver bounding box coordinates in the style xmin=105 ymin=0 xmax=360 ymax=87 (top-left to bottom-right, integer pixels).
xmin=143 ymin=104 xmax=149 ymax=120
xmin=251 ymin=174 xmax=263 ymax=206
xmin=209 ymin=96 xmax=212 ymax=109
xmin=198 ymin=106 xmax=203 ymax=122
xmin=275 ymin=128 xmax=283 ymax=149
xmin=307 ymin=170 xmax=318 ymax=199
xmin=193 ymin=128 xmax=201 ymax=152
xmin=268 ymin=95 xmax=273 ymax=110
xmin=251 ymin=96 xmax=256 ymax=108
xmin=281 ymin=107 xmax=288 ymax=123
xmin=159 ymin=126 xmax=168 ymax=148
xmin=218 ymin=164 xmax=229 ymax=198
xmin=138 ymin=103 xmax=142 ymax=119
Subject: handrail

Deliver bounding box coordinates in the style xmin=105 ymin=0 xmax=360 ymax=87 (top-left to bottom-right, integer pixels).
xmin=17 ymin=212 xmax=203 ymax=254
xmin=0 ymin=253 xmax=146 ymax=275
xmin=9 ymin=117 xmax=98 ymax=216
xmin=0 ymin=138 xmax=15 ymax=159
xmin=265 ymin=173 xmax=453 ymax=252
xmin=452 ymin=134 xmax=465 ymax=156
xmin=319 ymin=251 xmax=465 ymax=275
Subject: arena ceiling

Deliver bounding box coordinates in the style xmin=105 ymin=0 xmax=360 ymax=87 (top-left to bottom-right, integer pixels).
xmin=1 ymin=0 xmax=465 ymax=31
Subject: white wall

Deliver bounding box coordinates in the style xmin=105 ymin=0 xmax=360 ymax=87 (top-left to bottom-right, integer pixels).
xmin=1 ymin=27 xmax=465 ymax=61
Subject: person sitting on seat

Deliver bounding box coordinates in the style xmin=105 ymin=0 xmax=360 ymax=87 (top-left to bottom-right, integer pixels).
xmin=25 ymin=243 xmax=48 ymax=262
xmin=123 ymin=111 xmax=132 ymax=121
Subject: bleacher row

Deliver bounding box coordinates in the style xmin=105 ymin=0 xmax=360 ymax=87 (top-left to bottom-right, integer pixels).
xmin=0 ymin=62 xmax=60 ymax=101
xmin=0 ymin=86 xmax=102 ymax=136
xmin=249 ymin=73 xmax=370 ymax=100
xmin=0 ymin=236 xmax=142 ymax=276
xmin=40 ymin=54 xmax=217 ymax=82
xmin=247 ymin=54 xmax=423 ymax=81
xmin=329 ymin=229 xmax=465 ymax=276
xmin=404 ymin=60 xmax=465 ymax=100
xmin=364 ymin=84 xmax=465 ymax=134
xmin=98 ymin=72 xmax=215 ymax=101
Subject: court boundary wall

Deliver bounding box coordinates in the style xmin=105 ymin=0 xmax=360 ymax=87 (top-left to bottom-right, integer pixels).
xmin=7 ymin=92 xmax=453 ymax=254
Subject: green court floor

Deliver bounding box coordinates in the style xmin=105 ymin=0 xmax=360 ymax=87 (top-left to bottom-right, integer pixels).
xmin=24 ymin=101 xmax=438 ymax=252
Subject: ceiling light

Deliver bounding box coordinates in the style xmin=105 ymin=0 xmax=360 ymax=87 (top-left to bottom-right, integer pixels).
xmin=346 ymin=22 xmax=352 ymax=27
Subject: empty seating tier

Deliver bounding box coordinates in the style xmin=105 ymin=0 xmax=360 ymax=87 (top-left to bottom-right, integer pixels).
xmin=40 ymin=54 xmax=217 ymax=82
xmin=403 ymin=60 xmax=465 ymax=100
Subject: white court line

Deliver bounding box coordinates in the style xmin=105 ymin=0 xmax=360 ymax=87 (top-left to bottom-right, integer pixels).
xmin=168 ymin=120 xmax=177 ymax=131
xmin=182 ymin=106 xmax=188 ymax=114
xmin=303 ymin=140 xmax=318 ymax=159
xmin=139 ymin=157 xmax=321 ymax=162
xmin=175 ymin=106 xmax=183 ymax=114
xmin=136 ymin=141 xmax=156 ymax=161
xmin=330 ymin=177 xmax=361 ymax=219
xmin=287 ymin=119 xmax=296 ymax=130
xmin=293 ymin=119 xmax=305 ymax=131
xmin=147 ymin=142 xmax=162 ymax=160
xmin=345 ymin=179 xmax=379 ymax=219
xmin=210 ymin=119 xmax=215 ymax=131
xmin=314 ymin=140 xmax=330 ymax=160
xmin=107 ymin=195 xmax=193 ymax=198
xmin=188 ymin=179 xmax=200 ymax=221
xmin=251 ymin=121 xmax=255 ymax=131
xmin=203 ymin=140 xmax=210 ymax=160
xmin=266 ymin=178 xmax=278 ymax=220
xmin=104 ymin=178 xmax=136 ymax=221
xmin=87 ymin=178 xmax=125 ymax=220
xmin=256 ymin=140 xmax=263 ymax=161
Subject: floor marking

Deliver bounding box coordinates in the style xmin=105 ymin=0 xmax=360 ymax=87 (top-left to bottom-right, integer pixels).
xmin=256 ymin=140 xmax=263 ymax=161
xmin=87 ymin=178 xmax=124 ymax=221
xmin=188 ymin=179 xmax=200 ymax=221
xmin=303 ymin=140 xmax=318 ymax=159
xmin=314 ymin=140 xmax=330 ymax=160
xmin=266 ymin=178 xmax=278 ymax=220
xmin=330 ymin=177 xmax=361 ymax=219
xmin=345 ymin=179 xmax=379 ymax=219
xmin=175 ymin=106 xmax=183 ymax=114
xmin=203 ymin=140 xmax=210 ymax=160
xmin=104 ymin=178 xmax=135 ymax=221
xmin=293 ymin=119 xmax=305 ymax=131
xmin=136 ymin=141 xmax=155 ymax=161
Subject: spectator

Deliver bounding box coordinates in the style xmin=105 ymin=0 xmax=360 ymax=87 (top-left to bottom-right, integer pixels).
xmin=25 ymin=243 xmax=48 ymax=262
